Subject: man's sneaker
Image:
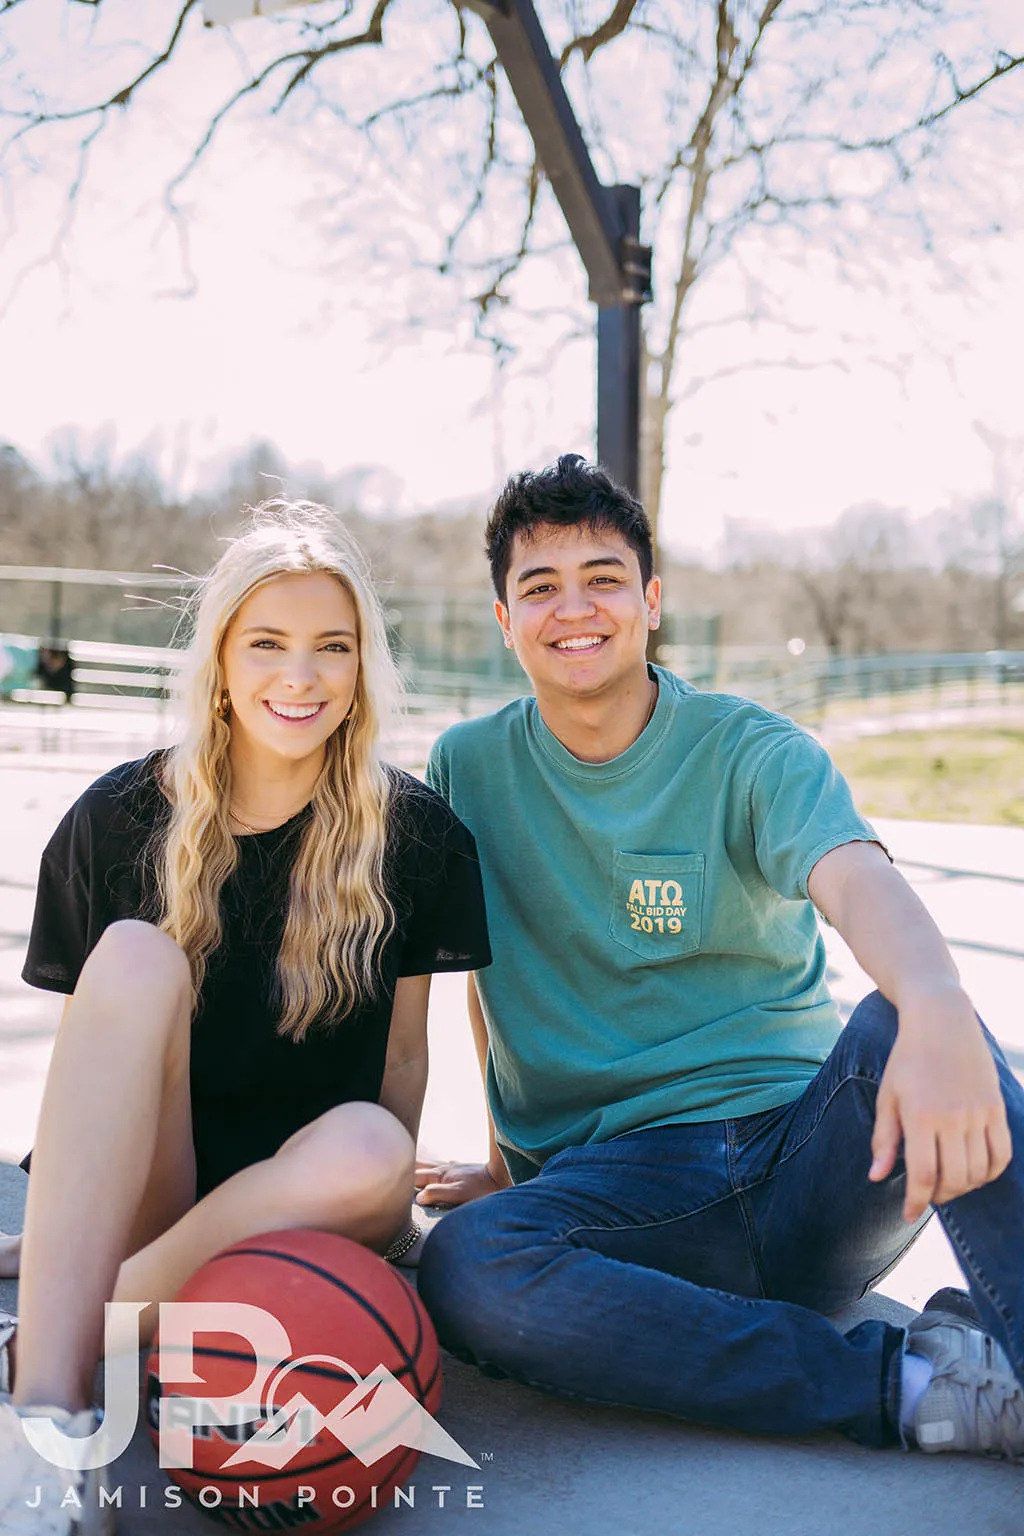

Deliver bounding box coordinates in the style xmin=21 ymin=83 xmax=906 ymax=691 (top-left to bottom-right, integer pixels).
xmin=920 ymin=1286 xmax=983 ymax=1328
xmin=0 ymin=1394 xmax=115 ymax=1534
xmin=905 ymin=1293 xmax=1024 ymax=1458
xmin=0 ymin=1311 xmax=15 ymax=1396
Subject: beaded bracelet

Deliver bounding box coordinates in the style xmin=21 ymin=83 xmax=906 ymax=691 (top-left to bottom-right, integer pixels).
xmin=383 ymin=1223 xmax=422 ymax=1265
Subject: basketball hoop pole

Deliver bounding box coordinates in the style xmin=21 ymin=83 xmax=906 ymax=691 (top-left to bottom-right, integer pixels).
xmin=458 ymin=0 xmax=652 ymax=495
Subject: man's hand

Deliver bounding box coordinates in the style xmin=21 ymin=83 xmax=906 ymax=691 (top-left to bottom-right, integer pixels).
xmin=415 ymin=1159 xmax=511 ymax=1208
xmin=870 ymin=984 xmax=1012 ymax=1222
xmin=807 ymin=843 xmax=1012 ymax=1223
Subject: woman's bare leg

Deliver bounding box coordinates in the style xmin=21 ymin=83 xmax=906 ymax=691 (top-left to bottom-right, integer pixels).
xmin=14 ymin=916 xmax=415 ymax=1408
xmin=115 ymin=1100 xmax=415 ymax=1346
xmin=13 ymin=920 xmax=195 ymax=1413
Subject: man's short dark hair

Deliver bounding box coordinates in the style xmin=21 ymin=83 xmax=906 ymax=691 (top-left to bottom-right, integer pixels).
xmin=485 ymin=454 xmax=654 ymax=601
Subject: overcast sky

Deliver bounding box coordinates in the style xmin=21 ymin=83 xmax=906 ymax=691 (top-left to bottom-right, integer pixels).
xmin=1 ymin=0 xmax=1022 ymax=560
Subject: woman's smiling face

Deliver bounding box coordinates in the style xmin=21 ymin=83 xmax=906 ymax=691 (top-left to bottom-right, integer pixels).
xmin=220 ymin=570 xmax=360 ymax=767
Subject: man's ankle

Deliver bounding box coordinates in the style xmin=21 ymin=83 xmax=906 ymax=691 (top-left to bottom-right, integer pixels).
xmin=899 ymin=1350 xmax=934 ymax=1441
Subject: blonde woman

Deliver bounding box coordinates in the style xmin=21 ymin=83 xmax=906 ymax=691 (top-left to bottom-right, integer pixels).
xmin=0 ymin=503 xmax=490 ymax=1532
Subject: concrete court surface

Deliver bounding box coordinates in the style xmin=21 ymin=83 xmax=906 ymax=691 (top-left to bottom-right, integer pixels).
xmin=0 ymin=752 xmax=1022 ymax=1535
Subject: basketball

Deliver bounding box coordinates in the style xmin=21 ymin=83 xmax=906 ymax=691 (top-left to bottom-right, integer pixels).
xmin=145 ymin=1228 xmax=447 ymax=1533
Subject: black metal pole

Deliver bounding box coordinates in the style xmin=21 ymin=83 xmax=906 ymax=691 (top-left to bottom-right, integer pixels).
xmin=597 ymin=184 xmax=644 ymax=494
xmin=597 ymin=305 xmax=641 ymax=494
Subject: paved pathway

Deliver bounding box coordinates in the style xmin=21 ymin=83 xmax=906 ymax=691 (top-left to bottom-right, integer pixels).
xmin=1 ymin=753 xmax=1021 ymax=1534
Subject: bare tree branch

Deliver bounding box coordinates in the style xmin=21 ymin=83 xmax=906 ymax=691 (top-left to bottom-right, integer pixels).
xmin=923 ymin=50 xmax=1024 ymax=126
xmin=640 ymin=0 xmax=790 ymax=524
xmin=274 ymin=0 xmax=394 ymax=106
xmin=15 ymin=2 xmax=197 ymax=134
xmin=152 ymin=2 xmax=405 ymax=206
xmin=0 ymin=116 xmax=107 ymax=319
xmin=360 ymin=68 xmax=484 ymax=132
xmin=559 ymin=0 xmax=641 ymax=68
xmin=674 ymin=353 xmax=858 ymax=403
xmin=470 ymin=158 xmax=542 ymax=317
xmin=441 ymin=61 xmax=500 ymax=271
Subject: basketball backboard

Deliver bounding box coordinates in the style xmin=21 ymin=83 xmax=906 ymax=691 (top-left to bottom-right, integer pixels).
xmin=203 ymin=0 xmax=321 ymax=24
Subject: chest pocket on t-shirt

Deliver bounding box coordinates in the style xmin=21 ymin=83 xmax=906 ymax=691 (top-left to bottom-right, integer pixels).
xmin=609 ymin=850 xmax=705 ymax=962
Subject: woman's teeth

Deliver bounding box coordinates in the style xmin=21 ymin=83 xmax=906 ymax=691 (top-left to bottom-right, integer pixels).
xmin=264 ymin=701 xmax=324 ymax=720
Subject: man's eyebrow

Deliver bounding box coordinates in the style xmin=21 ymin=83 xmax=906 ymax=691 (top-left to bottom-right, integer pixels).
xmin=515 ymin=555 xmax=628 ymax=586
xmin=239 ymin=625 xmax=357 ymax=639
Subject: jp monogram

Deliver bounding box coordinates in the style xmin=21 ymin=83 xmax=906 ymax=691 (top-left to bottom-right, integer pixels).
xmin=18 ymin=1301 xmax=476 ymax=1474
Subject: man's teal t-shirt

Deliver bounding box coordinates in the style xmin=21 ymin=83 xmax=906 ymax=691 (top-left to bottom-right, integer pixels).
xmin=426 ymin=667 xmax=881 ymax=1178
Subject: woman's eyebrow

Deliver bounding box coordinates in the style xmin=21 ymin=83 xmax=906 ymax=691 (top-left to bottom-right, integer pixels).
xmin=239 ymin=625 xmax=357 ymax=639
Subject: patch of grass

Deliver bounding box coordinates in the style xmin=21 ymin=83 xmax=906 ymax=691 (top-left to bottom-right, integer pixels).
xmin=829 ymin=729 xmax=1024 ymax=825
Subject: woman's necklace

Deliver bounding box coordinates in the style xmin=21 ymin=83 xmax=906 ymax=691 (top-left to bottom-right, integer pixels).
xmin=230 ymin=807 xmax=262 ymax=835
xmin=227 ymin=798 xmax=300 ymax=835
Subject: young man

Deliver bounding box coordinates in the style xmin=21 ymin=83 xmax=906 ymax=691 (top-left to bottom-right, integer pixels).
xmin=416 ymin=454 xmax=1024 ymax=1457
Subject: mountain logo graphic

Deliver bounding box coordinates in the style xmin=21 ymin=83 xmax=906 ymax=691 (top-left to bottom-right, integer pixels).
xmin=23 ymin=1303 xmax=481 ymax=1477
xmin=217 ymin=1355 xmax=479 ymax=1471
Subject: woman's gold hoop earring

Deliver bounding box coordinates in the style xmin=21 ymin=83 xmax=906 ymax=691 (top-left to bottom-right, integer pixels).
xmin=215 ymin=688 xmax=231 ymax=719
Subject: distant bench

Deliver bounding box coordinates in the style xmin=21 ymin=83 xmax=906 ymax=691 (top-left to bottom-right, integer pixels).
xmin=0 ymin=640 xmax=519 ymax=769
xmin=7 ymin=643 xmax=519 ymax=712
xmin=5 ymin=638 xmax=181 ymax=709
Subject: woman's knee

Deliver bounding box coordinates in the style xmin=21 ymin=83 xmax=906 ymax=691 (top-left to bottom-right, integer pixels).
xmin=277 ymin=1102 xmax=414 ymax=1209
xmin=62 ymin=924 xmax=191 ymax=1079
xmin=78 ymin=921 xmax=191 ymax=1011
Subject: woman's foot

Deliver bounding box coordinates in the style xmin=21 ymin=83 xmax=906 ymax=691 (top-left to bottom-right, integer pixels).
xmin=0 ymin=1231 xmax=21 ymax=1278
xmin=0 ymin=1395 xmax=114 ymax=1534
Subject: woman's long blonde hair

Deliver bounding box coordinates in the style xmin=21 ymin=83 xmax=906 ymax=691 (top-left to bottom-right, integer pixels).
xmin=156 ymin=500 xmax=402 ymax=1040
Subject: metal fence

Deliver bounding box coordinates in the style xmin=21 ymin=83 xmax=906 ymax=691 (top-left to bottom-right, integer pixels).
xmin=2 ymin=567 xmax=1022 ymax=764
xmin=729 ymin=650 xmax=1024 ymax=724
xmin=0 ymin=567 xmax=719 ymax=690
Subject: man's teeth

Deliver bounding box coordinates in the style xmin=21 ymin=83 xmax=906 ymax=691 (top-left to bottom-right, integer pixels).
xmin=266 ymin=702 xmax=323 ymax=719
xmin=555 ymin=637 xmax=604 ymax=651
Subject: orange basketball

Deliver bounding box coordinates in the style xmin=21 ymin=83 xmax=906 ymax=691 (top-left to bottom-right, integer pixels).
xmin=145 ymin=1228 xmax=445 ymax=1532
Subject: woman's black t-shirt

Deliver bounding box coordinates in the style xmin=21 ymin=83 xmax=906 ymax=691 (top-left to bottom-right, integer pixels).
xmin=22 ymin=752 xmax=491 ymax=1198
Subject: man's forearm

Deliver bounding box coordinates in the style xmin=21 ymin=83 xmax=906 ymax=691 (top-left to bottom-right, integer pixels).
xmin=809 ymin=840 xmax=1011 ymax=1219
xmin=807 ymin=840 xmax=961 ymax=1011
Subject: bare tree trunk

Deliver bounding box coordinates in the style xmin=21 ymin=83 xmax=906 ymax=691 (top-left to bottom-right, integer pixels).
xmin=641 ymin=373 xmax=669 ymax=549
xmin=642 ymin=1 xmax=783 ymax=557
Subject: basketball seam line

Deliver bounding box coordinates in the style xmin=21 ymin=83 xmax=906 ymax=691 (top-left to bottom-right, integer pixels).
xmin=205 ymin=1245 xmax=428 ymax=1402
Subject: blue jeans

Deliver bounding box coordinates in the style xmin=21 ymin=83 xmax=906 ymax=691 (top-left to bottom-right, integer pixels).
xmin=417 ymin=992 xmax=1024 ymax=1448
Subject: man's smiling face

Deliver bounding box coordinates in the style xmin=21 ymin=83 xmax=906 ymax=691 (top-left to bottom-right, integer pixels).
xmin=495 ymin=522 xmax=661 ymax=705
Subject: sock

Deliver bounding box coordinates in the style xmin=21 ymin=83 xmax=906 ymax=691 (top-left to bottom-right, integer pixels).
xmin=900 ymin=1350 xmax=935 ymax=1435
xmin=0 ymin=1318 xmax=15 ymax=1396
